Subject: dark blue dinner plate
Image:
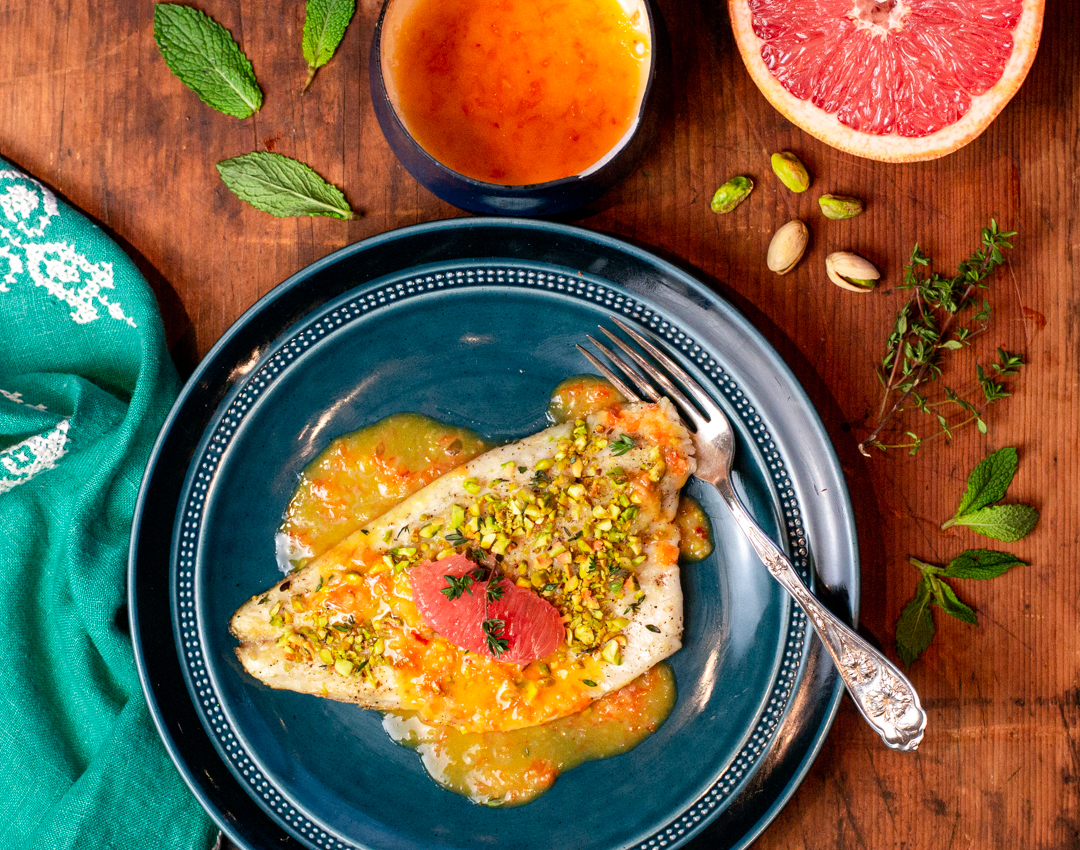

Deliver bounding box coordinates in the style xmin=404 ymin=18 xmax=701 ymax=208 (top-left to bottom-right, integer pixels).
xmin=130 ymin=218 xmax=858 ymax=850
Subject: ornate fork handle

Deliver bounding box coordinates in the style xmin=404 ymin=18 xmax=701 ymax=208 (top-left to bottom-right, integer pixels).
xmin=715 ymin=477 xmax=927 ymax=752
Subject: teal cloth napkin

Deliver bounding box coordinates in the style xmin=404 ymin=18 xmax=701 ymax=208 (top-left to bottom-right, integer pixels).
xmin=0 ymin=159 xmax=217 ymax=849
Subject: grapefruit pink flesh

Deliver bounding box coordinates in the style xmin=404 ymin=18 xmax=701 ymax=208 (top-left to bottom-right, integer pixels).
xmin=410 ymin=554 xmax=564 ymax=665
xmin=731 ymin=0 xmax=1043 ymax=160
xmin=751 ymin=0 xmax=1020 ymax=137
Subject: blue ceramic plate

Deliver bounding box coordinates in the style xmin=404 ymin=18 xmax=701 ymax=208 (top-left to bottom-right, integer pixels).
xmin=130 ymin=219 xmax=858 ymax=850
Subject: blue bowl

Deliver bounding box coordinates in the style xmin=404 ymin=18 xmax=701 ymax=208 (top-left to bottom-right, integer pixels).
xmin=369 ymin=0 xmax=670 ymax=216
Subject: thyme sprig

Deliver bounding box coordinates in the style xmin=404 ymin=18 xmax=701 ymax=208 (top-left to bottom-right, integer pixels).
xmin=860 ymin=221 xmax=1022 ymax=456
xmin=482 ymin=617 xmax=509 ymax=656
xmin=482 ymin=572 xmax=508 ymax=655
xmin=441 ymin=571 xmax=476 ymax=601
xmin=441 ymin=566 xmax=510 ymax=656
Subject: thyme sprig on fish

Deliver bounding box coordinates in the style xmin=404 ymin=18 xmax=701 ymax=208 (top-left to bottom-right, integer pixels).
xmin=609 ymin=434 xmax=636 ymax=455
xmin=486 ymin=577 xmax=506 ymax=603
xmin=441 ymin=572 xmax=476 ymax=600
xmin=444 ymin=529 xmax=468 ymax=547
xmin=860 ymin=221 xmax=1021 ymax=456
xmin=441 ymin=566 xmax=510 ymax=656
xmin=481 ymin=571 xmax=508 ymax=655
xmin=482 ymin=618 xmax=509 ymax=656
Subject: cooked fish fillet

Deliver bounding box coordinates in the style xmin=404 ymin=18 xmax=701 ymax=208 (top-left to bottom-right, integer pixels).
xmin=231 ymin=399 xmax=694 ymax=732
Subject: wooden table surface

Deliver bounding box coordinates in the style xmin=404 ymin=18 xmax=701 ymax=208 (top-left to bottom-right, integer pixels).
xmin=3 ymin=1 xmax=1077 ymax=847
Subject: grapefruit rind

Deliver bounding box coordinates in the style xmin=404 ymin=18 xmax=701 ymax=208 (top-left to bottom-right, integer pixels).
xmin=728 ymin=0 xmax=1044 ymax=162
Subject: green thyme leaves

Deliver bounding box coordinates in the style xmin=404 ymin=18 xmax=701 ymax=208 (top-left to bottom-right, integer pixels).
xmin=441 ymin=573 xmax=476 ymax=601
xmin=216 ymin=152 xmax=356 ymax=219
xmin=486 ymin=577 xmax=506 ymax=603
xmin=302 ymin=0 xmax=357 ymax=91
xmin=444 ymin=529 xmax=469 ymax=547
xmin=153 ymin=4 xmax=263 ymax=119
xmin=483 ymin=618 xmax=509 ymax=656
xmin=942 ymin=447 xmax=1039 ymax=541
xmin=609 ymin=434 xmax=635 ymax=456
xmin=861 ymin=222 xmax=1020 ymax=456
xmin=895 ymin=550 xmax=1026 ymax=666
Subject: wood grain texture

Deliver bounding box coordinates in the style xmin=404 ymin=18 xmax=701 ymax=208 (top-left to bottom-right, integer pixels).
xmin=1 ymin=0 xmax=1076 ymax=847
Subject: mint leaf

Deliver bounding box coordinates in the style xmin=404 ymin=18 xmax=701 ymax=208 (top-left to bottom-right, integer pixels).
xmin=931 ymin=578 xmax=978 ymax=625
xmin=302 ymin=0 xmax=356 ymax=91
xmin=216 ymin=153 xmax=356 ymax=219
xmin=895 ymin=578 xmax=935 ymax=667
xmin=950 ymin=504 xmax=1039 ymax=542
xmin=945 ymin=447 xmax=1017 ymax=525
xmin=154 ymin=4 xmax=263 ymax=119
xmin=944 ymin=549 xmax=1025 ymax=580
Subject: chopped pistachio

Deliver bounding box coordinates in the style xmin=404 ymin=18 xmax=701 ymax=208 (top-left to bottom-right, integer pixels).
xmin=334 ymin=658 xmax=355 ymax=676
xmin=601 ymin=639 xmax=623 ymax=665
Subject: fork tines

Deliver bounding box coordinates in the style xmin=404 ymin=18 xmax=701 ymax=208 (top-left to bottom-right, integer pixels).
xmin=578 ymin=318 xmax=714 ymax=431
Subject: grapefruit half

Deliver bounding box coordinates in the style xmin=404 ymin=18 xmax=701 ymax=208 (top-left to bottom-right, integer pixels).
xmin=729 ymin=0 xmax=1044 ymax=161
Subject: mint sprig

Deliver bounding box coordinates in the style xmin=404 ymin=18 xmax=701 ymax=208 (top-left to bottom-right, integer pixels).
xmin=216 ymin=152 xmax=356 ymax=219
xmin=302 ymin=0 xmax=356 ymax=91
xmin=895 ymin=551 xmax=1025 ymax=666
xmin=153 ymin=4 xmax=263 ymax=119
xmin=941 ymin=447 xmax=1039 ymax=541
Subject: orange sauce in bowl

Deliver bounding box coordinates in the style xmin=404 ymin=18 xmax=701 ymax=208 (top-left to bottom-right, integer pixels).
xmin=381 ymin=0 xmax=652 ymax=185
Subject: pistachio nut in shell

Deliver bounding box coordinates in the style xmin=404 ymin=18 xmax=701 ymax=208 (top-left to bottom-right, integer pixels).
xmin=770 ymin=151 xmax=811 ymax=193
xmin=710 ymin=176 xmax=754 ymax=214
xmin=767 ymin=220 xmax=809 ymax=275
xmin=818 ymin=193 xmax=865 ymax=220
xmin=826 ymin=252 xmax=880 ymax=292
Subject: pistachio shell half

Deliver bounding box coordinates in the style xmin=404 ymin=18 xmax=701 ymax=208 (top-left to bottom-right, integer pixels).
xmin=767 ymin=220 xmax=809 ymax=275
xmin=825 ymin=252 xmax=880 ymax=291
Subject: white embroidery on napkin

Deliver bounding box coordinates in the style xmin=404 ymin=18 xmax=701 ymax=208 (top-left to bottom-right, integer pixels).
xmin=22 ymin=241 xmax=136 ymax=327
xmin=0 ymin=170 xmax=58 ymax=238
xmin=0 ymin=170 xmax=137 ymax=328
xmin=0 ymin=389 xmax=48 ymax=411
xmin=0 ymin=419 xmax=70 ymax=494
xmin=0 ymin=244 xmax=21 ymax=292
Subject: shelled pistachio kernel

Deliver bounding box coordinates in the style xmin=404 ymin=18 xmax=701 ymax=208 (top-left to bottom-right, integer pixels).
xmin=770 ymin=151 xmax=810 ymax=193
xmin=818 ymin=194 xmax=864 ymax=220
xmin=766 ymin=220 xmax=809 ymax=275
xmin=710 ymin=175 xmax=754 ymax=214
xmin=825 ymin=252 xmax=880 ymax=291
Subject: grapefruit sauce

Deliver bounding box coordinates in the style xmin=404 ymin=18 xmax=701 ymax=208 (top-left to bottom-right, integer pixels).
xmin=380 ymin=0 xmax=652 ymax=185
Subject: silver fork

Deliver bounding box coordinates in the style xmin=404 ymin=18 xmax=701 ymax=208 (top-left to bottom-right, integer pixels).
xmin=579 ymin=318 xmax=926 ymax=752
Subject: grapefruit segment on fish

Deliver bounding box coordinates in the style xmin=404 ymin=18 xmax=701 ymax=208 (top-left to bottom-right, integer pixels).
xmin=729 ymin=0 xmax=1044 ymax=161
xmin=410 ymin=554 xmax=564 ymax=664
